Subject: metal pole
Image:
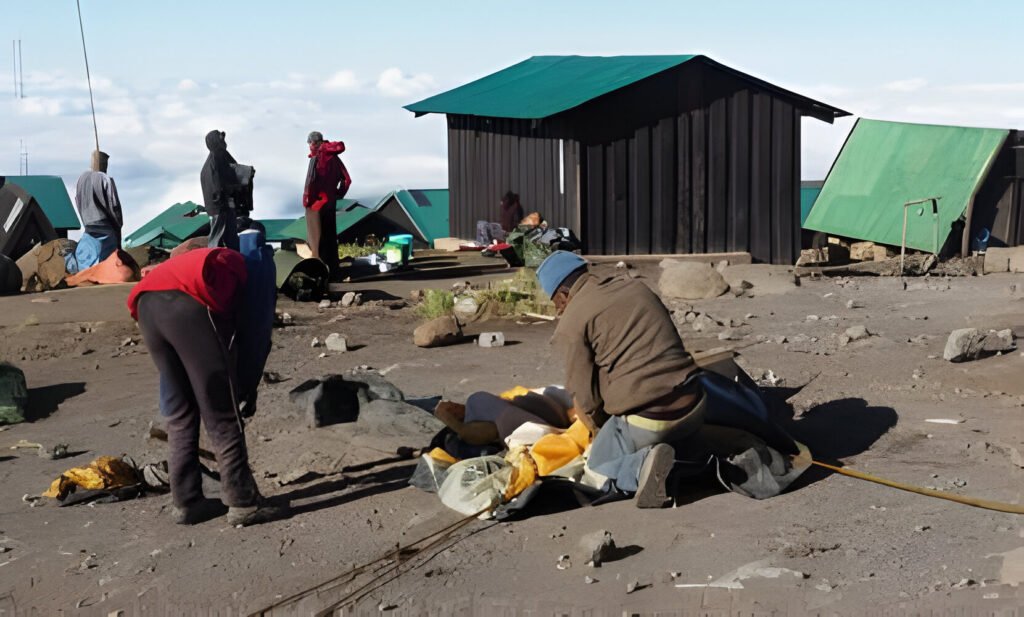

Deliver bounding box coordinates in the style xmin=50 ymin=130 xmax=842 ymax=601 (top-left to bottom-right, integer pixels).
xmin=17 ymin=39 xmax=23 ymax=98
xmin=12 ymin=40 xmax=16 ymax=98
xmin=75 ymin=0 xmax=100 ymax=153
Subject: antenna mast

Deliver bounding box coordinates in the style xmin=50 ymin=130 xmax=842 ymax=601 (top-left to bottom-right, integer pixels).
xmin=75 ymin=0 xmax=100 ymax=152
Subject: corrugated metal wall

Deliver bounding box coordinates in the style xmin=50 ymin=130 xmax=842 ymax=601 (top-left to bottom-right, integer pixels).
xmin=446 ymin=116 xmax=581 ymax=240
xmin=582 ymin=90 xmax=801 ymax=264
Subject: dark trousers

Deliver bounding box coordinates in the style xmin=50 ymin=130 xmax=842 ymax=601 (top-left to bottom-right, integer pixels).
xmin=137 ymin=291 xmax=258 ymax=508
xmin=305 ymin=204 xmax=338 ymax=277
xmin=208 ymin=208 xmax=239 ymax=251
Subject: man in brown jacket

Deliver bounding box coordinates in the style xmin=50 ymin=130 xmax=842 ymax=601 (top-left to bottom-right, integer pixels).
xmin=538 ymin=251 xmax=705 ymax=507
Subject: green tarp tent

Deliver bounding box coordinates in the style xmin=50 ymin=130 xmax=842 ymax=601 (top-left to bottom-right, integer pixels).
xmin=804 ymin=119 xmax=1009 ymax=253
xmin=124 ymin=202 xmax=207 ymax=249
xmin=3 ymin=175 xmax=81 ymax=235
xmin=278 ymin=199 xmax=369 ymax=241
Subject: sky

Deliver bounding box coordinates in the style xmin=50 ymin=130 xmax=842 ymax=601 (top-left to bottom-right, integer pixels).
xmin=3 ymin=0 xmax=1024 ymax=236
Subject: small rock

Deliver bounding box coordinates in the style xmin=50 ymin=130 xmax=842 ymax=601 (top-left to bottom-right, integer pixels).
xmin=317 ymin=299 xmax=332 ymax=310
xmin=584 ymin=575 xmax=596 ymax=584
xmin=846 ymin=299 xmax=863 ymax=309
xmin=311 ymin=337 xmax=321 ymax=348
xmin=556 ymin=554 xmax=571 ymax=570
xmin=478 ymin=332 xmax=505 ymax=348
xmin=340 ymin=292 xmax=357 ymax=307
xmin=625 ymin=580 xmax=641 ymax=594
xmin=952 ymin=578 xmax=976 ymax=589
xmin=805 ymin=315 xmax=820 ymax=322
xmin=772 ymin=335 xmax=787 ymax=344
xmin=659 ymin=261 xmax=729 ymax=300
xmin=119 ymin=337 xmax=135 ymax=347
xmin=281 ymin=312 xmax=293 ymax=325
xmin=838 ymin=335 xmax=851 ymax=347
xmin=984 ymin=328 xmax=1015 ymax=353
xmin=718 ymin=329 xmax=741 ymax=341
xmin=615 ymin=261 xmax=627 ymax=269
xmin=317 ymin=352 xmax=326 ymax=359
xmin=414 ymin=316 xmax=463 ymax=348
xmin=263 ymin=371 xmax=285 ymax=384
xmin=325 ymin=333 xmax=348 ymax=352
xmin=845 ymin=325 xmax=869 ymax=341
xmin=914 ymin=524 xmax=931 ymax=532
xmin=579 ymin=530 xmax=615 ymax=567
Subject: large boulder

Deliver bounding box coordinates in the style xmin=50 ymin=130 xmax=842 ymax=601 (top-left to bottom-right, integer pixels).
xmin=659 ymin=261 xmax=729 ymax=300
xmin=413 ymin=316 xmax=463 ymax=348
xmin=943 ymin=328 xmax=988 ymax=362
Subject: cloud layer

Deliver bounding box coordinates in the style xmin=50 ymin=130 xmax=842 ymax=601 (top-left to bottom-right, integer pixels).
xmin=4 ymin=67 xmax=1024 ymax=237
xmin=3 ymin=67 xmax=447 ymax=235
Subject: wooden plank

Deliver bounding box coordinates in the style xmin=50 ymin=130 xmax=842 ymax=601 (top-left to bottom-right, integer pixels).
xmin=676 ymin=113 xmax=692 ymax=254
xmin=585 ymin=144 xmax=605 ymax=254
xmin=613 ymin=138 xmax=630 ymax=254
xmin=749 ymin=94 xmax=772 ymax=263
xmin=706 ymin=97 xmax=728 ymax=253
xmin=728 ymin=90 xmax=751 ymax=253
xmin=771 ymin=99 xmax=795 ymax=264
xmin=691 ymin=107 xmax=707 ymax=254
xmin=651 ymin=117 xmax=676 ymax=254
xmin=632 ymin=125 xmax=652 ymax=254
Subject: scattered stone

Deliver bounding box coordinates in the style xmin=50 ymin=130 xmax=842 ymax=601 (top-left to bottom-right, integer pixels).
xmin=325 ymin=333 xmax=348 ymax=352
xmin=952 ymin=578 xmax=977 ymax=590
xmin=280 ymin=312 xmax=293 ymax=325
xmin=691 ymin=314 xmax=717 ymax=333
xmin=310 ymin=337 xmax=321 ymax=348
xmin=850 ymin=241 xmax=876 ymax=261
xmin=943 ymin=328 xmax=988 ymax=362
xmin=838 ymin=335 xmax=851 ymax=347
xmin=584 ymin=575 xmax=596 ymax=584
xmin=413 ymin=316 xmax=463 ymax=348
xmin=119 ymin=337 xmax=136 ymax=347
xmin=579 ymin=530 xmax=615 ymax=567
xmin=317 ymin=352 xmax=326 ymax=359
xmin=845 ymin=299 xmax=863 ymax=309
xmin=341 ymin=292 xmax=358 ymax=307
xmin=845 ymin=325 xmax=870 ymax=341
xmin=263 ymin=371 xmax=285 ymax=384
xmin=914 ymin=525 xmax=931 ymax=533
xmin=478 ymin=332 xmax=505 ymax=348
xmin=615 ymin=261 xmax=627 ymax=269
xmin=317 ymin=299 xmax=332 ymax=310
xmin=729 ymin=279 xmax=754 ymax=297
xmin=684 ymin=311 xmax=697 ymax=323
xmin=625 ymin=580 xmax=643 ymax=594
xmin=718 ymin=329 xmax=741 ymax=341
xmin=556 ymin=554 xmax=571 ymax=570
xmin=805 ymin=315 xmax=819 ymax=322
xmin=658 ymin=261 xmax=729 ymax=300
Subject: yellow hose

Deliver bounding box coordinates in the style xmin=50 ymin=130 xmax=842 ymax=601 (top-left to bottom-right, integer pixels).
xmin=808 ymin=459 xmax=1024 ymax=515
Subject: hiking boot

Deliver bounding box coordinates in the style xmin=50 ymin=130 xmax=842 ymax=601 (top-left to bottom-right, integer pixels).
xmin=171 ymin=498 xmax=227 ymax=525
xmin=226 ymin=498 xmax=290 ymax=527
xmin=635 ymin=444 xmax=675 ymax=509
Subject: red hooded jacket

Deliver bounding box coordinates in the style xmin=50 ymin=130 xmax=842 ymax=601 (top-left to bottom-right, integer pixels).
xmin=126 ymin=248 xmax=247 ymax=320
xmin=303 ymin=141 xmax=352 ymax=211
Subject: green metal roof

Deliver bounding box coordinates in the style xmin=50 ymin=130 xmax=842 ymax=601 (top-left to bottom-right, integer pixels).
xmin=803 ymin=119 xmax=1009 ymax=252
xmin=278 ymin=199 xmax=369 ymax=241
xmin=405 ymin=55 xmax=697 ymax=119
xmin=800 ymin=182 xmax=823 ymax=227
xmin=4 ymin=175 xmax=81 ymax=230
xmin=392 ymin=189 xmax=450 ymax=244
xmin=124 ymin=201 xmax=206 ymax=248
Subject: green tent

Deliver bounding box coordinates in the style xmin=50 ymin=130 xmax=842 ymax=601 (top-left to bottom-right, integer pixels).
xmin=804 ymin=119 xmax=1009 ymax=253
xmin=278 ymin=199 xmax=369 ymax=241
xmin=259 ymin=219 xmax=299 ymax=243
xmin=372 ymin=189 xmax=450 ymax=248
xmin=4 ymin=175 xmax=81 ymax=233
xmin=124 ymin=202 xmax=207 ymax=249
xmin=800 ymin=181 xmax=824 ymax=227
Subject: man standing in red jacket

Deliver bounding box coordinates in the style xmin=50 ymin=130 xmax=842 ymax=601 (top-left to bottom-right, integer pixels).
xmin=303 ymin=131 xmax=351 ymax=278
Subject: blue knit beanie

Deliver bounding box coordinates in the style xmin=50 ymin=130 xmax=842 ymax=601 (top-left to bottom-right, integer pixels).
xmin=536 ymin=251 xmax=587 ymax=298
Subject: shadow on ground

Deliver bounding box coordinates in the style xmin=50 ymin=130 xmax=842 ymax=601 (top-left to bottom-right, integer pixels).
xmin=25 ymin=382 xmax=87 ymax=421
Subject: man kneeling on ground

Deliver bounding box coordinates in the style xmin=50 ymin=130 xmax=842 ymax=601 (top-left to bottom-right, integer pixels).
xmin=127 ymin=232 xmax=284 ymax=525
xmin=537 ymin=251 xmax=706 ymax=508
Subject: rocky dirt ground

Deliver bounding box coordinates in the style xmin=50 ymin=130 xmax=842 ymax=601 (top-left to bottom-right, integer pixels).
xmin=1 ymin=259 xmax=1023 ymax=615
